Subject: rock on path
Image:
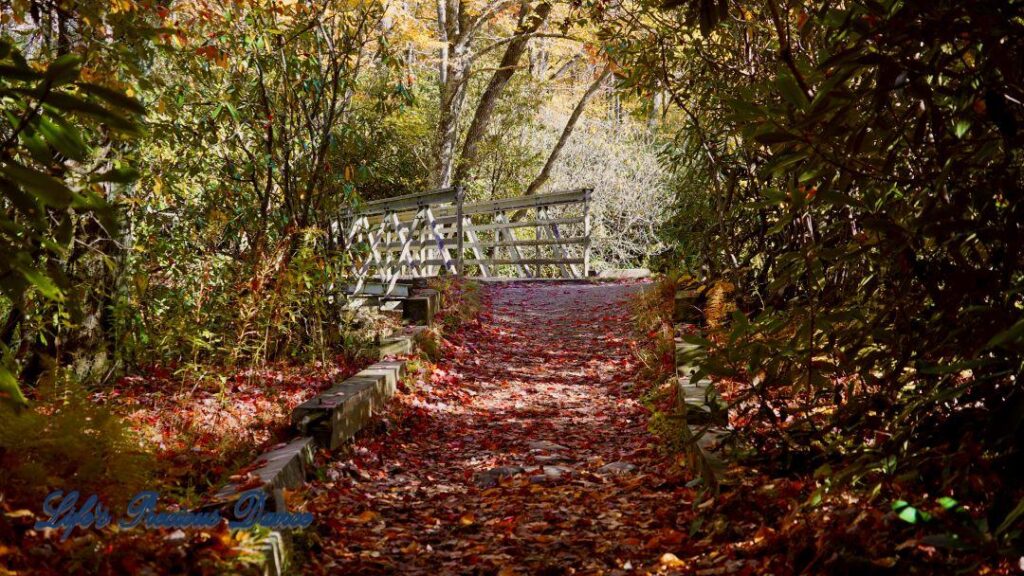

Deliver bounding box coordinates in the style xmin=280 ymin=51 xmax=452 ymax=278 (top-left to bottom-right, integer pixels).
xmin=304 ymin=282 xmax=695 ymax=574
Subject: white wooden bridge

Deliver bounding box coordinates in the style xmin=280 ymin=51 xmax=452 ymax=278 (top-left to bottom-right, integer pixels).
xmin=340 ymin=187 xmax=592 ymax=296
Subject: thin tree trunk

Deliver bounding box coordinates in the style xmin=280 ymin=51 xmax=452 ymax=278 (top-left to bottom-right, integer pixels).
xmin=546 ymin=55 xmax=580 ymax=82
xmin=523 ymin=64 xmax=610 ymax=197
xmin=436 ymin=0 xmax=449 ymax=84
xmin=434 ymin=0 xmax=463 ymax=188
xmin=435 ymin=53 xmax=469 ymax=189
xmin=453 ymin=2 xmax=551 ymax=185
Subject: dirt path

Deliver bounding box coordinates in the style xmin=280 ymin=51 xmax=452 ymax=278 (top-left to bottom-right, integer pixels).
xmin=304 ymin=282 xmax=692 ymax=574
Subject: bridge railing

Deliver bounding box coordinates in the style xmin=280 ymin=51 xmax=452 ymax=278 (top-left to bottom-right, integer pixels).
xmin=340 ymin=187 xmax=463 ymax=296
xmin=340 ymin=187 xmax=591 ymax=294
xmin=455 ymin=188 xmax=591 ymax=279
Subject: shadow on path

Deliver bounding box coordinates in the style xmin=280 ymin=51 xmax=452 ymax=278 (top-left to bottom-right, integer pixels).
xmin=304 ymin=282 xmax=694 ymax=574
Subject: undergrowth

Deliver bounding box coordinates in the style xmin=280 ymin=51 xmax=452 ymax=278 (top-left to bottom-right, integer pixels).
xmin=630 ymin=273 xmax=689 ymax=454
xmin=629 ymin=274 xmax=1022 ymax=574
xmin=428 ymin=276 xmax=483 ymax=333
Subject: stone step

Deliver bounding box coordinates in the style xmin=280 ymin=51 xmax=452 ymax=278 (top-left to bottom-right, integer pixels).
xmin=386 ymin=288 xmax=439 ymax=325
xmin=679 ymin=377 xmax=727 ymax=426
xmin=674 ymin=288 xmax=704 ymax=323
xmin=673 ymin=319 xmax=731 ymax=488
xmin=379 ymin=299 xmax=405 ymax=322
xmin=378 ymin=334 xmax=414 ymax=357
xmin=406 ymin=277 xmax=434 ymax=290
xmin=682 ymin=404 xmax=727 ymax=426
xmin=687 ymin=426 xmax=728 ymax=484
xmin=195 ymin=299 xmax=436 ymax=576
xmin=344 ymin=296 xmax=380 ymax=311
xmin=675 ymin=339 xmax=702 ymax=371
xmin=291 ymin=361 xmax=405 ymax=450
xmin=347 ymin=282 xmax=411 ymax=298
xmin=679 ymin=377 xmax=725 ymax=405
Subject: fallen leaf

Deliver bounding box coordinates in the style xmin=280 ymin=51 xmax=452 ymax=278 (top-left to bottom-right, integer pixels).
xmin=353 ymin=510 xmax=379 ymax=523
xmin=660 ymin=552 xmax=686 ymax=567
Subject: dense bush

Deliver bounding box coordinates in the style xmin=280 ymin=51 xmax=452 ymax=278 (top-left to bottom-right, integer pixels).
xmin=0 ymin=384 xmax=152 ymax=508
xmin=585 ymin=0 xmax=1024 ymax=568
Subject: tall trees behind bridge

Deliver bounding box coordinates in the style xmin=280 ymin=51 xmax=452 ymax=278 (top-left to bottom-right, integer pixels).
xmin=0 ymin=0 xmax=669 ymax=404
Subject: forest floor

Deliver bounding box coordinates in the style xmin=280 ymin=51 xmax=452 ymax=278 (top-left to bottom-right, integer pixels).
xmin=6 ymin=281 xmax=1011 ymax=575
xmin=300 ymin=281 xmax=709 ymax=574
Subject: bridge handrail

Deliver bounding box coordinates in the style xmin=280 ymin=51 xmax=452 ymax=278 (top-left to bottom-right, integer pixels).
xmin=347 ymin=187 xmax=460 ymax=217
xmin=460 ymin=188 xmax=590 ymax=216
xmin=347 ymin=188 xmax=588 ymax=219
xmin=340 ymin=187 xmax=592 ymax=292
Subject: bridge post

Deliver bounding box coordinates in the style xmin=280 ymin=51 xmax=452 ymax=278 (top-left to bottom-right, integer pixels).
xmin=583 ymin=187 xmax=592 ymax=277
xmin=455 ymin=185 xmax=465 ymax=277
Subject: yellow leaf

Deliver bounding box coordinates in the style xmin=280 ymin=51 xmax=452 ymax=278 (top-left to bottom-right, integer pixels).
xmin=401 ymin=541 xmax=421 ymax=554
xmin=353 ymin=510 xmax=378 ymax=523
xmin=459 ymin=513 xmax=475 ymax=526
xmin=4 ymin=509 xmax=34 ymax=520
xmin=660 ymin=552 xmax=686 ymax=568
xmin=111 ymin=0 xmax=135 ymax=14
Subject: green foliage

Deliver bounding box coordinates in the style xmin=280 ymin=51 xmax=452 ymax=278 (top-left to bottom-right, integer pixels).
xmin=414 ymin=327 xmax=442 ymax=362
xmin=0 ymin=37 xmax=143 ymax=405
xmin=0 ymin=0 xmax=415 ymax=384
xmin=111 ymin=0 xmax=409 ymax=367
xmin=428 ymin=276 xmax=482 ymax=332
xmin=631 ymin=274 xmax=691 ymax=450
xmin=0 ymin=382 xmax=152 ymax=506
xmin=462 ymin=71 xmax=548 ymax=200
xmin=589 ymin=0 xmax=1024 ymax=568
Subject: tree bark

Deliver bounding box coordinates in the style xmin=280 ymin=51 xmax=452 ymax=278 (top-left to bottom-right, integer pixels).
xmin=433 ymin=0 xmax=526 ymax=188
xmin=453 ymin=2 xmax=551 ymax=185
xmin=523 ymin=64 xmax=610 ymax=197
xmin=435 ymin=54 xmax=469 ymax=188
xmin=434 ymin=0 xmax=465 ymax=188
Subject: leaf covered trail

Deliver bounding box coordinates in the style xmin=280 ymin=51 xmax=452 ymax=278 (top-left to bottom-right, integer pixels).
xmin=305 ymin=282 xmax=699 ymax=574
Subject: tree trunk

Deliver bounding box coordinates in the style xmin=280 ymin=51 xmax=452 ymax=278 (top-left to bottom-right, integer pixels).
xmin=453 ymin=2 xmax=551 ymax=185
xmin=435 ymin=55 xmax=470 ymax=188
xmin=523 ymin=64 xmax=610 ymax=197
xmin=434 ymin=0 xmax=469 ymax=189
